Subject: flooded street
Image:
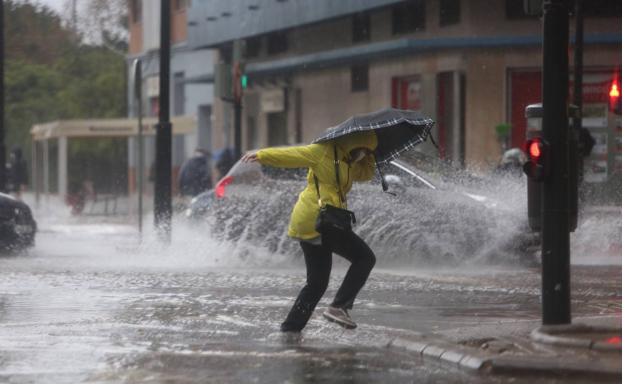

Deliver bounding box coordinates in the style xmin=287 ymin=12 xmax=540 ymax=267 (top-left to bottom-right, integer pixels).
xmin=5 ymin=0 xmax=622 ymax=381
xmin=1 ymin=205 xmax=621 ymax=383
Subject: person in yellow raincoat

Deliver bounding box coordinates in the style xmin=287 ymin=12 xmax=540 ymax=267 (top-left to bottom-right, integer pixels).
xmin=242 ymin=131 xmax=378 ymax=331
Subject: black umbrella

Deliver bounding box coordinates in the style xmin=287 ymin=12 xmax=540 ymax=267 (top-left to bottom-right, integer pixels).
xmin=312 ymin=108 xmax=435 ymax=164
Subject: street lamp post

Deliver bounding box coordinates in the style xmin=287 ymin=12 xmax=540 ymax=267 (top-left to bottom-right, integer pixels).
xmin=154 ymin=0 xmax=172 ymax=241
xmin=132 ymin=59 xmax=144 ymax=235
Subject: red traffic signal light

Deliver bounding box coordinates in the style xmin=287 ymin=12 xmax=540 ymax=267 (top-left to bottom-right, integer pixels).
xmin=523 ymin=137 xmax=550 ymax=181
xmin=528 ymin=140 xmax=542 ymax=159
xmin=610 ymin=83 xmax=620 ymax=98
xmin=611 ymin=80 xmax=622 ymax=115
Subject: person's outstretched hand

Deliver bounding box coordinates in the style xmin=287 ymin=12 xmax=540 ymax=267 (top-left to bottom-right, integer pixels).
xmin=241 ymin=151 xmax=259 ymax=163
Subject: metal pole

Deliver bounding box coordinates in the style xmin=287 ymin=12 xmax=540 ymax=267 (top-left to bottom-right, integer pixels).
xmin=233 ymin=101 xmax=242 ymax=160
xmin=541 ymin=0 xmax=571 ymax=325
xmin=33 ymin=141 xmax=39 ymax=207
xmin=154 ymin=0 xmax=172 ymax=241
xmin=132 ymin=59 xmax=144 ymax=235
xmin=0 ymin=0 xmax=7 ymax=192
xmin=570 ymin=0 xmax=584 ymax=231
xmin=43 ymin=140 xmax=49 ymax=200
xmin=138 ymin=100 xmax=144 ymax=235
xmin=232 ymin=42 xmax=244 ymax=161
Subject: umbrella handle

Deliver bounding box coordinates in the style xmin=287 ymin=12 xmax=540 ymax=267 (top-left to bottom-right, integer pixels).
xmin=375 ymin=159 xmax=397 ymax=196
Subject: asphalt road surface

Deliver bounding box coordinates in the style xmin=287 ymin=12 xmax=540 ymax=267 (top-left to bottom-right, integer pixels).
xmin=1 ymin=217 xmax=621 ymax=383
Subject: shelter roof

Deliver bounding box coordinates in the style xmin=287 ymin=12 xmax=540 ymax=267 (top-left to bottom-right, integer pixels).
xmin=31 ymin=116 xmax=196 ymax=141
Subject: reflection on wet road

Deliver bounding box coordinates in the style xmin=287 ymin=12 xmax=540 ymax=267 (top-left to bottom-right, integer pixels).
xmin=1 ymin=218 xmax=621 ymax=383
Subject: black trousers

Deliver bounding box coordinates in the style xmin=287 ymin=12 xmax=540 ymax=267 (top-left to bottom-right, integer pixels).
xmin=281 ymin=230 xmax=376 ymax=332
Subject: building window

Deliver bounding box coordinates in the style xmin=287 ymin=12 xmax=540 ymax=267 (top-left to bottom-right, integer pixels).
xmin=246 ymin=36 xmax=262 ymax=58
xmin=439 ymin=0 xmax=460 ymax=26
xmin=267 ymin=31 xmax=288 ymax=55
xmin=351 ymin=64 xmax=369 ymax=93
xmin=352 ymin=12 xmax=370 ymax=43
xmin=392 ymin=0 xmax=425 ymax=35
xmin=505 ymin=0 xmax=537 ymax=19
xmin=130 ymin=0 xmax=142 ymax=23
xmin=584 ymin=0 xmax=622 ymax=17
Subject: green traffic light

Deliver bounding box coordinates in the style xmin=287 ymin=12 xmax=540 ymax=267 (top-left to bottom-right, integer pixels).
xmin=241 ymin=75 xmax=248 ymax=89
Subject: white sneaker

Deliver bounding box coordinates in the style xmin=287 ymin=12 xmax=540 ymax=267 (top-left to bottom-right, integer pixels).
xmin=322 ymin=306 xmax=357 ymax=329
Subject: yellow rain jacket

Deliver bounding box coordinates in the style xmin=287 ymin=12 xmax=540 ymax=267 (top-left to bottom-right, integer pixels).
xmin=257 ymin=131 xmax=378 ymax=240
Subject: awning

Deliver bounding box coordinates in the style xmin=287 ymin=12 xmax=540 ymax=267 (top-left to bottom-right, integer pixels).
xmin=31 ymin=115 xmax=197 ymax=141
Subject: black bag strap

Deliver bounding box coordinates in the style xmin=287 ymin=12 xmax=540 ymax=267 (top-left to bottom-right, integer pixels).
xmin=313 ymin=174 xmax=321 ymax=207
xmin=333 ymin=145 xmax=346 ymax=206
xmin=312 ymin=144 xmax=347 ymax=208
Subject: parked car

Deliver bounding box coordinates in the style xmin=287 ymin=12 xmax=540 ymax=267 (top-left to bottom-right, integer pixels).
xmin=186 ymin=149 xmax=538 ymax=266
xmin=0 ymin=193 xmax=37 ymax=252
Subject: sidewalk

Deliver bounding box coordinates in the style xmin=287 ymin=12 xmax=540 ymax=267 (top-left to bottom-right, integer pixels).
xmin=387 ymin=315 xmax=622 ymax=379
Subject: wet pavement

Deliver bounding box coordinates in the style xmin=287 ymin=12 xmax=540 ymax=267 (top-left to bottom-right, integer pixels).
xmin=1 ymin=214 xmax=621 ymax=383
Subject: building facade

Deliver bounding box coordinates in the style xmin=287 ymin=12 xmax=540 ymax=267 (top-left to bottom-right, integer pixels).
xmin=126 ymin=0 xmax=215 ymax=193
xmin=186 ymin=0 xmax=622 ymax=182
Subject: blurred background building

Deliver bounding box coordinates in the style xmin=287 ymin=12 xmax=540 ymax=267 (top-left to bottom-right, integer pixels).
xmin=126 ymin=0 xmax=622 ymax=186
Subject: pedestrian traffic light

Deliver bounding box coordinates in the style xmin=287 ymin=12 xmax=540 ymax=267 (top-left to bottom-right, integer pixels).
xmin=610 ymin=79 xmax=622 ymax=115
xmin=523 ymin=137 xmax=550 ymax=181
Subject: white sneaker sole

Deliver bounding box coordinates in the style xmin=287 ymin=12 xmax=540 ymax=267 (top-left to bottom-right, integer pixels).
xmin=322 ymin=311 xmax=357 ymax=330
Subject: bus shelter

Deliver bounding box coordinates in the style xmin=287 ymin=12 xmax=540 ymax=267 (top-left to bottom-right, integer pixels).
xmin=30 ymin=116 xmax=196 ymax=206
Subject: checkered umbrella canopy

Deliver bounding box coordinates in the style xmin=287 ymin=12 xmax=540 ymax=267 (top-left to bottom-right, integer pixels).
xmin=312 ymin=108 xmax=435 ymax=164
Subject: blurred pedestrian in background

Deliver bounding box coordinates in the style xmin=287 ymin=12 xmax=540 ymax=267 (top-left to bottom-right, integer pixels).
xmin=6 ymin=147 xmax=28 ymax=199
xmin=178 ymin=148 xmax=212 ymax=197
xmin=494 ymin=148 xmax=526 ymax=178
xmin=215 ymin=148 xmax=235 ymax=180
xmin=578 ymin=126 xmax=595 ymax=157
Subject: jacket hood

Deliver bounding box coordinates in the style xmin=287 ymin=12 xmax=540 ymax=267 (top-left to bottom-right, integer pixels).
xmin=334 ymin=131 xmax=378 ymax=155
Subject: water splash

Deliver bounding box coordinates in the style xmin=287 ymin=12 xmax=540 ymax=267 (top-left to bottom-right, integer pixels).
xmin=182 ymin=172 xmax=535 ymax=268
xmin=23 ymin=171 xmax=622 ymax=270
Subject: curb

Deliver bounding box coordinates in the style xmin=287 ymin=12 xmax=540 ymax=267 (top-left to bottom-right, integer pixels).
xmin=388 ymin=336 xmax=622 ymax=378
xmin=531 ymin=323 xmax=622 ymax=351
xmin=388 ymin=338 xmax=490 ymax=372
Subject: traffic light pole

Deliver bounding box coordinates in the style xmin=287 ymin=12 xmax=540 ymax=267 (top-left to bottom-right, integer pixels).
xmin=541 ymin=0 xmax=571 ymax=325
xmin=234 ymin=99 xmax=242 ymax=160
xmin=570 ymin=0 xmax=584 ymax=230
xmin=154 ymin=0 xmax=172 ymax=241
xmin=232 ymin=43 xmax=245 ymax=161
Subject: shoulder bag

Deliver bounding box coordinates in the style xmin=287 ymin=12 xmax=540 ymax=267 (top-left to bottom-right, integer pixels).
xmin=313 ymin=145 xmax=356 ymax=234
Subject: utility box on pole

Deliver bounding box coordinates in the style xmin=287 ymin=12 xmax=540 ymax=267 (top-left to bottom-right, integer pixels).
xmin=525 ymin=103 xmax=579 ymax=232
xmin=525 ymin=104 xmax=544 ymax=231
